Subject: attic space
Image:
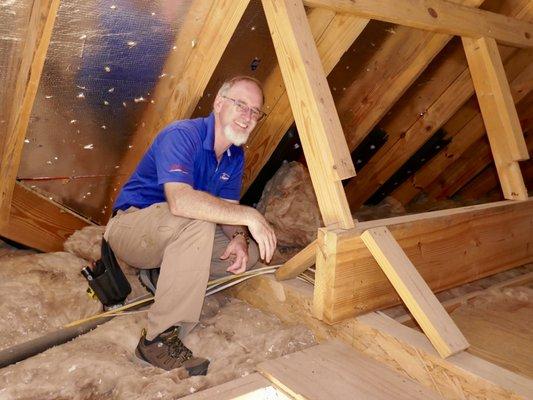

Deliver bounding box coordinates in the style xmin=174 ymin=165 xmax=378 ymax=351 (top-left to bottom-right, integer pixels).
xmin=0 ymin=0 xmax=532 ymax=398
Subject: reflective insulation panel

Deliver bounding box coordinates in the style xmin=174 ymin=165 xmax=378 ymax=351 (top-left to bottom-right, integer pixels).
xmin=17 ymin=0 xmax=192 ymax=223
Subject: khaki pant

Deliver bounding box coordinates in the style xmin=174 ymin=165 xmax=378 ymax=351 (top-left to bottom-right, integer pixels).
xmin=104 ymin=202 xmax=259 ymax=340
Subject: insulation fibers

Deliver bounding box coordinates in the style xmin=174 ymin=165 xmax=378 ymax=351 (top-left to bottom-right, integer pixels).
xmin=0 ymin=252 xmax=101 ymax=351
xmin=0 ymin=296 xmax=315 ymax=399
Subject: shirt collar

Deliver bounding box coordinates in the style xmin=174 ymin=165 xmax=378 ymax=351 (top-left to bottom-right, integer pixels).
xmin=202 ymin=112 xmax=235 ymax=157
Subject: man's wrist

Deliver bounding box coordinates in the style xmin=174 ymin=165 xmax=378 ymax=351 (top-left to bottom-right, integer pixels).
xmin=232 ymin=230 xmax=250 ymax=245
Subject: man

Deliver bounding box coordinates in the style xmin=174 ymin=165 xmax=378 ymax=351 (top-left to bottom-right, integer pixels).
xmin=104 ymin=76 xmax=277 ymax=375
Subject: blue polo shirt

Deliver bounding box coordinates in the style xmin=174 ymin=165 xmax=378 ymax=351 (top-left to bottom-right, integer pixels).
xmin=113 ymin=113 xmax=244 ymax=211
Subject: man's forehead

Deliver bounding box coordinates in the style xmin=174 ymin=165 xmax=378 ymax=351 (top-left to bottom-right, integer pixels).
xmin=227 ymin=81 xmax=262 ymax=103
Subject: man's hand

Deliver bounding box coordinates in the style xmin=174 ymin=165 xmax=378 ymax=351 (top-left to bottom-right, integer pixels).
xmin=246 ymin=210 xmax=277 ymax=263
xmin=220 ymin=235 xmax=249 ymax=274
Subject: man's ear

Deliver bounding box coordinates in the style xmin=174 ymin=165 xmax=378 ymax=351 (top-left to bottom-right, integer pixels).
xmin=213 ymin=95 xmax=223 ymax=113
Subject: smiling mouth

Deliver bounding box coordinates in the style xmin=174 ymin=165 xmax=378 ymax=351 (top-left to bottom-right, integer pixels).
xmin=234 ymin=121 xmax=248 ymax=129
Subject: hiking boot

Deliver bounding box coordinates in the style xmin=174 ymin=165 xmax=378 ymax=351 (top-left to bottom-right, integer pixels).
xmin=135 ymin=327 xmax=210 ymax=375
xmin=138 ymin=268 xmax=160 ymax=295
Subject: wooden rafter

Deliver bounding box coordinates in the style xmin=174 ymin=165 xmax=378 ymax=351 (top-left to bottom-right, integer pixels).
xmin=425 ymin=96 xmax=532 ymax=200
xmin=314 ymin=199 xmax=533 ymax=323
xmin=303 ymin=0 xmax=533 ymax=48
xmin=242 ymin=9 xmax=369 ymax=194
xmin=463 ymin=36 xmax=529 ymax=200
xmin=104 ymin=0 xmax=250 ymax=218
xmin=337 ymin=0 xmax=483 ymax=154
xmin=344 ymin=2 xmax=531 ymax=210
xmin=392 ymin=49 xmax=533 ymax=204
xmin=0 ymin=183 xmax=92 ymax=252
xmin=261 ymin=0 xmax=355 ymax=228
xmin=0 ymin=0 xmax=60 ymax=228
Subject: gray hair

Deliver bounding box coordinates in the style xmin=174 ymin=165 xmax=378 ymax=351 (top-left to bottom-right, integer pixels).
xmin=217 ymin=75 xmax=264 ymax=104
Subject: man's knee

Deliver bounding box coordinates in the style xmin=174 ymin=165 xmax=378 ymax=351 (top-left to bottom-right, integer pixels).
xmin=247 ymin=240 xmax=260 ymax=269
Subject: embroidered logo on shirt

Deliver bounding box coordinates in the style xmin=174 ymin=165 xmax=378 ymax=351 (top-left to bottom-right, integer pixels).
xmin=169 ymin=163 xmax=189 ymax=174
xmin=220 ymin=172 xmax=230 ymax=181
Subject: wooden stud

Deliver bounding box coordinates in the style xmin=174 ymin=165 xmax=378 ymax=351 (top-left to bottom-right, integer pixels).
xmin=261 ymin=0 xmax=355 ymax=228
xmin=0 ymin=0 xmax=60 ymax=227
xmin=242 ymin=10 xmax=369 ymax=194
xmin=303 ymin=0 xmax=533 ymax=48
xmin=0 ymin=183 xmax=92 ymax=252
xmin=275 ymin=239 xmax=316 ymax=281
xmin=105 ymin=0 xmax=250 ymax=218
xmin=361 ymin=226 xmax=469 ymax=358
xmin=314 ymin=199 xmax=533 ymax=323
xmin=463 ymin=36 xmax=529 ymax=200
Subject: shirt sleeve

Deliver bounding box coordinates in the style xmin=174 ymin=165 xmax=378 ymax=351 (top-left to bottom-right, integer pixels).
xmin=218 ymin=153 xmax=244 ymax=201
xmin=154 ymin=127 xmax=200 ymax=187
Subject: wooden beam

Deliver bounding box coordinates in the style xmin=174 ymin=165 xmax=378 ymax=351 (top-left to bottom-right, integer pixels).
xmin=463 ymin=36 xmax=529 ymax=200
xmin=0 ymin=183 xmax=92 ymax=253
xmin=242 ymin=9 xmax=369 ymax=194
xmin=392 ymin=50 xmax=533 ymax=204
xmin=105 ymin=0 xmax=249 ymax=219
xmin=275 ymin=239 xmax=316 ymax=281
xmin=0 ymin=0 xmax=60 ymax=228
xmin=183 ymin=373 xmax=281 ymax=400
xmin=361 ymin=226 xmax=469 ymax=358
xmin=257 ymin=341 xmax=444 ymax=399
xmin=229 ymin=275 xmax=533 ymax=399
xmin=303 ymin=0 xmax=533 ymax=48
xmin=313 ymin=199 xmax=533 ymax=323
xmin=261 ymin=0 xmax=355 ymax=228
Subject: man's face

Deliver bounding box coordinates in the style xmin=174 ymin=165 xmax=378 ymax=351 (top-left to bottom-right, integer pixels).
xmin=214 ymin=80 xmax=264 ymax=146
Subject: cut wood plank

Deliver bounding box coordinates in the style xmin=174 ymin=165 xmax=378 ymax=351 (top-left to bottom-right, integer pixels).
xmin=257 ymin=340 xmax=444 ymax=400
xmin=361 ymin=226 xmax=469 ymax=358
xmin=0 ymin=183 xmax=92 ymax=252
xmin=105 ymin=0 xmax=249 ymax=219
xmin=0 ymin=0 xmax=60 ymax=227
xmin=242 ymin=10 xmax=369 ymax=194
xmin=303 ymin=0 xmax=533 ymax=48
xmin=463 ymin=36 xmax=529 ymax=200
xmin=392 ymin=50 xmax=533 ymax=204
xmin=314 ymin=199 xmax=533 ymax=323
xmin=261 ymin=0 xmax=354 ymax=228
xmin=275 ymin=239 xmax=316 ymax=281
xmin=229 ymin=276 xmax=533 ymax=399
xmin=182 ymin=373 xmax=287 ymax=400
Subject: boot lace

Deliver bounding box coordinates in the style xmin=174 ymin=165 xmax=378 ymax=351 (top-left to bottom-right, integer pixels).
xmin=163 ymin=329 xmax=193 ymax=363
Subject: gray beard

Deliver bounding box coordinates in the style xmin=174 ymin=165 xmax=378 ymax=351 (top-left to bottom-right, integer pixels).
xmin=224 ymin=125 xmax=249 ymax=146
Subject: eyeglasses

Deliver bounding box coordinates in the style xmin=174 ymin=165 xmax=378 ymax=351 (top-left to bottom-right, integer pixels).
xmin=221 ymin=95 xmax=266 ymax=122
